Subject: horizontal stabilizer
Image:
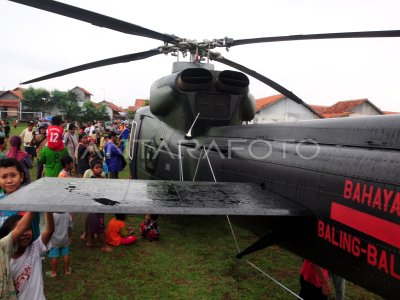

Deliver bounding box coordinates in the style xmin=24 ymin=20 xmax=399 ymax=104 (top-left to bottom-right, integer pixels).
xmin=0 ymin=178 xmax=310 ymax=216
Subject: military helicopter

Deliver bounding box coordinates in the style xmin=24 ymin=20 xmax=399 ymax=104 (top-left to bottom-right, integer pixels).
xmin=2 ymin=0 xmax=400 ymax=299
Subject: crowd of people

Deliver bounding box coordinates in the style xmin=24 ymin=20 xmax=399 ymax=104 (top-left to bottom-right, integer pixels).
xmin=0 ymin=117 xmax=159 ymax=299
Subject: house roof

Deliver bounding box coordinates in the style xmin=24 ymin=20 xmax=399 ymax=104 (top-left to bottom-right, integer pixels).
xmin=255 ymin=94 xmax=285 ymax=111
xmin=101 ymin=100 xmax=124 ymax=112
xmin=309 ymin=105 xmax=329 ymax=114
xmin=0 ymin=100 xmax=20 ymax=107
xmin=256 ymin=94 xmax=324 ymax=118
xmin=311 ymin=99 xmax=384 ymax=118
xmin=12 ymin=87 xmax=25 ymax=98
xmin=73 ymin=86 xmax=93 ymax=96
xmin=0 ymin=90 xmax=23 ymax=100
xmin=127 ymin=99 xmax=147 ymax=112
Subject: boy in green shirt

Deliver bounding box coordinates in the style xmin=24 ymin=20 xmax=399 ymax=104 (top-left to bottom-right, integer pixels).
xmin=39 ymin=146 xmax=69 ymax=177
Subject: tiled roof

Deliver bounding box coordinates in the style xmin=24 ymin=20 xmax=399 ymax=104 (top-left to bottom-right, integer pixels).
xmin=12 ymin=87 xmax=25 ymax=98
xmin=101 ymin=100 xmax=124 ymax=112
xmin=256 ymin=94 xmax=324 ymax=118
xmin=126 ymin=99 xmax=147 ymax=112
xmin=321 ymin=99 xmax=368 ymax=114
xmin=0 ymin=90 xmax=23 ymax=100
xmin=0 ymin=99 xmax=20 ymax=107
xmin=311 ymin=99 xmax=384 ymax=118
xmin=74 ymin=86 xmax=93 ymax=96
xmin=255 ymin=94 xmax=285 ymax=111
xmin=309 ymin=105 xmax=329 ymax=114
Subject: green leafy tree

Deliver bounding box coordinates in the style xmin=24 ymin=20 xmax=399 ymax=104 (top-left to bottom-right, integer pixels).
xmin=22 ymin=87 xmax=52 ymax=115
xmin=51 ymin=90 xmax=81 ymax=121
xmin=81 ymin=102 xmax=110 ymax=122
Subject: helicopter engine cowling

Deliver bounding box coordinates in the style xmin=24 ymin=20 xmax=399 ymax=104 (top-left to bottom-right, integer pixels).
xmin=149 ymin=66 xmax=256 ymax=136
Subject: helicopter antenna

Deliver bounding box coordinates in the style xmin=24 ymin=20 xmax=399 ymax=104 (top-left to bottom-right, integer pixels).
xmin=185 ymin=113 xmax=200 ymax=139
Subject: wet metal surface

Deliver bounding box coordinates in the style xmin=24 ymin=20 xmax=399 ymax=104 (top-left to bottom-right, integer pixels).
xmin=0 ymin=178 xmax=310 ymax=216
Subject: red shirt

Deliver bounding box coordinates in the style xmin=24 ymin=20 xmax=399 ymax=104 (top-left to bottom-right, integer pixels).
xmin=300 ymin=260 xmax=329 ymax=288
xmin=47 ymin=125 xmax=65 ymax=151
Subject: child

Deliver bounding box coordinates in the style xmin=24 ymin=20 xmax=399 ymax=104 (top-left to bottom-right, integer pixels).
xmin=106 ymin=214 xmax=137 ymax=246
xmin=6 ymin=136 xmax=33 ymax=184
xmin=85 ymin=159 xmax=113 ymax=252
xmin=140 ymin=214 xmax=160 ymax=241
xmin=0 ymin=212 xmax=34 ymax=299
xmin=83 ymin=158 xmax=105 ymax=178
xmin=47 ymin=115 xmax=64 ymax=151
xmin=48 ymin=212 xmax=73 ymax=277
xmin=58 ymin=155 xmax=74 ymax=178
xmin=2 ymin=212 xmax=54 ymax=299
xmin=0 ymin=158 xmax=40 ymax=240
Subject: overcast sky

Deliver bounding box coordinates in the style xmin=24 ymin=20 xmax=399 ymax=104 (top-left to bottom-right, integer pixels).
xmin=1 ymin=0 xmax=400 ymax=111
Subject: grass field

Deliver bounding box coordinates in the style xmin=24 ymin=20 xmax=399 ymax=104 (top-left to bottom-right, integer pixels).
xmin=8 ymin=124 xmax=383 ymax=299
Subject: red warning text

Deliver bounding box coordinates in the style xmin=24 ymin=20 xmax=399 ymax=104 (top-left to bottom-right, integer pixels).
xmin=343 ymin=180 xmax=400 ymax=217
xmin=318 ymin=219 xmax=400 ymax=281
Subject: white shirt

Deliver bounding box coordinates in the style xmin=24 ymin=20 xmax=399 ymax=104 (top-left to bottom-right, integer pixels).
xmin=19 ymin=129 xmax=34 ymax=146
xmin=51 ymin=213 xmax=72 ymax=247
xmin=10 ymin=238 xmax=50 ymax=300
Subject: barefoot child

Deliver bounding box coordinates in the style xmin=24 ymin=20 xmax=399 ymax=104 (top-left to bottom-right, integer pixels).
xmin=106 ymin=214 xmax=137 ymax=246
xmin=0 ymin=212 xmax=34 ymax=299
xmin=85 ymin=159 xmax=113 ymax=253
xmin=48 ymin=212 xmax=72 ymax=277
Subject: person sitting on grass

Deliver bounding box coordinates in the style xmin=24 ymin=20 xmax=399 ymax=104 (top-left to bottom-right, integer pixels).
xmin=106 ymin=214 xmax=137 ymax=247
xmin=1 ymin=212 xmax=54 ymax=300
xmin=0 ymin=212 xmax=34 ymax=300
xmin=48 ymin=212 xmax=73 ymax=278
xmin=139 ymin=214 xmax=160 ymax=241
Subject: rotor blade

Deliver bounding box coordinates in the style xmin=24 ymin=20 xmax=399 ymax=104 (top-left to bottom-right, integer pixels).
xmin=226 ymin=30 xmax=400 ymax=47
xmin=212 ymin=55 xmax=303 ymax=104
xmin=8 ymin=0 xmax=176 ymax=43
xmin=21 ymin=49 xmax=161 ymax=84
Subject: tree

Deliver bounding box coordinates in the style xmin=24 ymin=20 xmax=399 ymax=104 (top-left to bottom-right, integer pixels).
xmin=81 ymin=102 xmax=110 ymax=122
xmin=22 ymin=87 xmax=52 ymax=115
xmin=51 ymin=90 xmax=81 ymax=121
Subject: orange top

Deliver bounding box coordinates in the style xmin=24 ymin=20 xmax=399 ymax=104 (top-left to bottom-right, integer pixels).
xmin=106 ymin=218 xmax=126 ymax=246
xmin=58 ymin=170 xmax=72 ymax=177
